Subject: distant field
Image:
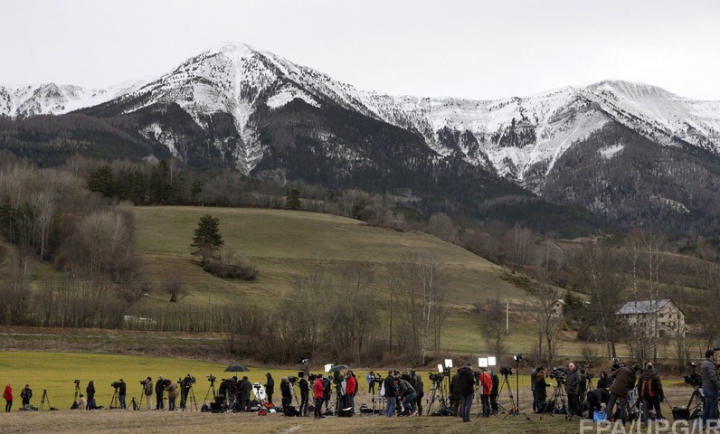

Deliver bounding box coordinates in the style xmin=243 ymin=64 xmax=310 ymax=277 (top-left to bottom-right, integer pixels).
xmin=135 ymin=206 xmax=524 ymax=306
xmin=134 ymin=206 xmax=547 ymax=354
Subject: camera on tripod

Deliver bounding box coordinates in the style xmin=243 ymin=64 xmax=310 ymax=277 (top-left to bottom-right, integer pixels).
xmin=684 ymin=361 xmax=701 ymax=387
xmin=74 ymin=379 xmax=80 ymax=386
xmin=288 ymin=376 xmax=298 ymax=384
xmin=111 ymin=381 xmax=123 ymax=389
xmin=140 ymin=379 xmax=149 ymax=386
xmin=549 ymin=366 xmax=568 ymax=384
xmin=428 ymin=372 xmax=444 ymax=383
xmin=308 ymin=374 xmax=320 ymax=382
xmin=374 ymin=374 xmax=383 ymax=383
xmin=207 ymin=374 xmax=217 ymax=383
xmin=499 ymin=366 xmax=513 ymax=376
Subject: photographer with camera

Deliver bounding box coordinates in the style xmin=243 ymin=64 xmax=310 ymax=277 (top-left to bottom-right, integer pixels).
xmin=638 ymin=362 xmax=664 ymax=424
xmin=607 ymin=363 xmax=641 ymax=424
xmin=701 ymin=349 xmax=720 ymax=427
xmin=566 ymin=362 xmax=581 ymax=418
xmin=165 ymin=379 xmax=178 ymax=411
xmin=142 ymin=377 xmax=153 ymax=410
xmin=117 ymin=379 xmax=127 ymax=410
xmin=179 ymin=374 xmax=194 ymax=410
xmin=155 ymin=376 xmax=165 ymax=410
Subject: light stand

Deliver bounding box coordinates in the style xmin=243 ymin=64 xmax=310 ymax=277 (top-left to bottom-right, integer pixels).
xmin=504 ymin=354 xmax=530 ymax=421
xmin=444 ymin=359 xmax=453 ymax=407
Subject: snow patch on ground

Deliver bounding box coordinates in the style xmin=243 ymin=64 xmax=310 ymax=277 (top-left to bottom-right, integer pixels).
xmin=600 ymin=143 xmax=625 ymax=159
xmin=267 ymin=88 xmax=319 ymax=109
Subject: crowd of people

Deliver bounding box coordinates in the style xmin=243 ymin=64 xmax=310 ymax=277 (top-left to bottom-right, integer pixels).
xmin=6 ymin=350 xmax=720 ymax=428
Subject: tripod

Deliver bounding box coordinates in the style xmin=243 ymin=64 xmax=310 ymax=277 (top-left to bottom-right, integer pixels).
xmin=425 ymin=379 xmax=449 ymax=415
xmin=686 ymin=386 xmax=704 ymax=420
xmin=40 ymin=389 xmax=52 ymax=411
xmin=203 ymin=379 xmax=217 ymax=406
xmin=183 ymin=386 xmax=197 ymax=411
xmin=109 ymin=387 xmax=120 ymax=409
xmin=371 ymin=380 xmax=384 ymax=414
xmin=502 ymin=368 xmax=530 ymax=421
xmin=540 ymin=380 xmax=568 ymax=420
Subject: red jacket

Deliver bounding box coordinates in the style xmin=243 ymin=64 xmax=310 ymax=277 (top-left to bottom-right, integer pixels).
xmin=480 ymin=372 xmax=493 ymax=396
xmin=3 ymin=384 xmax=12 ymax=401
xmin=313 ymin=378 xmax=325 ymax=399
xmin=345 ymin=376 xmax=357 ymax=395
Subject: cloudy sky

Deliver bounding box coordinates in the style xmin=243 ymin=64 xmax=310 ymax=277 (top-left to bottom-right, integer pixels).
xmin=2 ymin=0 xmax=719 ymax=100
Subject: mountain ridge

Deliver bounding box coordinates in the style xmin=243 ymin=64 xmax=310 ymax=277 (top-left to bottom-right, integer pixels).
xmin=2 ymin=43 xmax=720 ymax=234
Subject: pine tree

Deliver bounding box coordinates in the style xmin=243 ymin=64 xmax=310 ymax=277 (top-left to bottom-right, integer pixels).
xmin=190 ymin=215 xmax=224 ymax=265
xmin=285 ymin=188 xmax=302 ymax=210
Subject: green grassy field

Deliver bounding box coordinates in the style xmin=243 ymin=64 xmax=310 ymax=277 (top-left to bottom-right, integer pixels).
xmin=135 ymin=206 xmax=524 ymax=305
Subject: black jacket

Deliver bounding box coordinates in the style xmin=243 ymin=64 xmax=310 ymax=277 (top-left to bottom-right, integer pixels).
xmin=457 ymin=367 xmax=476 ymax=396
xmin=86 ymin=385 xmax=95 ymax=398
xmin=280 ymin=381 xmax=292 ymax=398
xmin=239 ymin=379 xmax=252 ymax=400
xmin=299 ymin=379 xmax=309 ymax=395
xmin=266 ymin=377 xmax=275 ymax=395
xmin=155 ymin=381 xmax=164 ymax=395
xmin=566 ymin=369 xmax=581 ymax=395
xmin=118 ymin=382 xmax=127 ymax=396
xmin=383 ymin=376 xmax=396 ymax=398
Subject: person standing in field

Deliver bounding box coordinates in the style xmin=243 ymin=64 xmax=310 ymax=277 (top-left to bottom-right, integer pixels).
xmin=166 ymin=380 xmax=178 ymax=411
xmin=265 ymin=373 xmax=275 ymax=405
xmin=20 ymin=384 xmax=32 ymax=410
xmin=3 ymin=383 xmax=12 ymax=412
xmin=86 ymin=381 xmax=96 ymax=410
xmin=155 ymin=376 xmax=165 ymax=410
xmin=143 ymin=377 xmax=153 ymax=410
xmin=313 ymin=374 xmax=325 ymax=419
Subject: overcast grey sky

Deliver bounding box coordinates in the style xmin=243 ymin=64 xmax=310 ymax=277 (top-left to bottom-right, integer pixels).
xmin=2 ymin=0 xmax=719 ymax=100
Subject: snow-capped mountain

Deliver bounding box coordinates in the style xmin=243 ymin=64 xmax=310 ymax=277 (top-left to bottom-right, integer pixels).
xmin=3 ymin=42 xmax=720 ymax=233
xmin=0 ymin=80 xmax=147 ymax=118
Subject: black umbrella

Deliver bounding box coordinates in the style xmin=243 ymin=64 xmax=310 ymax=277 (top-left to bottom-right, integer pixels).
xmin=329 ymin=364 xmax=349 ymax=373
xmin=224 ymin=364 xmax=249 ymax=373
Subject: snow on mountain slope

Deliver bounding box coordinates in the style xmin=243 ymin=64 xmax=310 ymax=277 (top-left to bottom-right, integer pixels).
xmin=2 ymin=43 xmax=719 ymax=191
xmin=0 ymin=80 xmax=147 ymax=117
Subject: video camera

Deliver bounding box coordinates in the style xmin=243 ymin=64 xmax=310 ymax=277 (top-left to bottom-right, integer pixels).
xmin=111 ymin=381 xmax=123 ymax=389
xmin=684 ymin=372 xmax=702 ymax=387
xmin=499 ymin=366 xmax=513 ymax=377
xmin=288 ymin=376 xmax=298 ymax=384
xmin=308 ymin=374 xmax=320 ymax=383
xmin=549 ymin=366 xmax=568 ymax=384
xmin=140 ymin=379 xmax=149 ymax=386
xmin=428 ymin=373 xmax=444 ymax=383
xmin=180 ymin=375 xmax=196 ymax=385
xmin=74 ymin=379 xmax=80 ymax=386
xmin=585 ymin=372 xmax=595 ymax=380
xmin=374 ymin=373 xmax=384 ymax=383
xmin=207 ymin=374 xmax=217 ymax=383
